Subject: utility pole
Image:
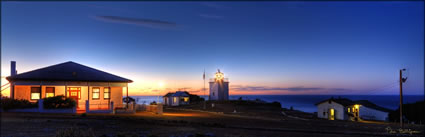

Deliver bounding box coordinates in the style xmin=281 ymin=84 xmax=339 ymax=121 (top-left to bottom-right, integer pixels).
xmin=399 ymin=68 xmax=407 ymax=128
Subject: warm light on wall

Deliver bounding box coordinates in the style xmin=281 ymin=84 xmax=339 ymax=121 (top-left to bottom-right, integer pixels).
xmin=354 ymin=104 xmax=360 ymax=109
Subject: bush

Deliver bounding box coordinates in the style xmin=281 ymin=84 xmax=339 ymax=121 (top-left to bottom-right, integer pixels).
xmin=150 ymin=101 xmax=157 ymax=105
xmin=55 ymin=127 xmax=95 ymax=137
xmin=389 ymin=101 xmax=424 ymax=124
xmin=0 ymin=97 xmax=37 ymax=110
xmin=123 ymin=96 xmax=135 ymax=103
xmin=43 ymin=95 xmax=76 ymax=109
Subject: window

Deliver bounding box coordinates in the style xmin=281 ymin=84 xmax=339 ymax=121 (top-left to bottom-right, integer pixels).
xmin=30 ymin=87 xmax=41 ymax=100
xmin=46 ymin=87 xmax=55 ymax=98
xmin=347 ymin=108 xmax=350 ymax=113
xmin=92 ymin=88 xmax=100 ymax=100
xmin=104 ymin=87 xmax=110 ymax=99
xmin=173 ymin=97 xmax=177 ymax=103
xmin=183 ymin=97 xmax=189 ymax=102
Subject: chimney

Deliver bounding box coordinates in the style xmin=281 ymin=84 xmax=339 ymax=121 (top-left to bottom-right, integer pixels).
xmin=11 ymin=61 xmax=17 ymax=76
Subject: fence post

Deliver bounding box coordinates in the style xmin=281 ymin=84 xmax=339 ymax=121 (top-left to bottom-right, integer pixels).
xmin=157 ymin=103 xmax=163 ymax=115
xmin=86 ymin=100 xmax=89 ymax=113
xmin=133 ymin=102 xmax=136 ymax=113
xmin=72 ymin=106 xmax=76 ymax=113
xmin=110 ymin=101 xmax=114 ymax=114
xmin=38 ymin=99 xmax=44 ymax=112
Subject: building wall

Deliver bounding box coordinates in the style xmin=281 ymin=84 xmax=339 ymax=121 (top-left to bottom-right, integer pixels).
xmin=111 ymin=87 xmax=123 ymax=108
xmin=13 ymin=84 xmax=124 ymax=110
xmin=209 ymin=81 xmax=229 ymax=101
xmin=209 ymin=82 xmax=218 ymax=100
xmin=358 ymin=106 xmax=389 ymax=121
xmin=171 ymin=96 xmax=180 ymax=106
xmin=317 ymin=101 xmax=346 ymax=120
xmin=14 ymin=85 xmax=31 ymax=101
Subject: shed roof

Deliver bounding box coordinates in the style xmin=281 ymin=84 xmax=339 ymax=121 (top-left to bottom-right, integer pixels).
xmin=315 ymin=98 xmax=354 ymax=106
xmin=315 ymin=97 xmax=393 ymax=112
xmin=354 ymin=100 xmax=393 ymax=112
xmin=163 ymin=93 xmax=173 ymax=97
xmin=6 ymin=61 xmax=132 ymax=83
xmin=172 ymin=91 xmax=189 ymax=97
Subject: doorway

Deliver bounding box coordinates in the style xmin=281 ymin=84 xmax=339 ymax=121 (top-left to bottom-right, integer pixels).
xmin=67 ymin=87 xmax=81 ymax=108
xmin=329 ymin=108 xmax=335 ymax=120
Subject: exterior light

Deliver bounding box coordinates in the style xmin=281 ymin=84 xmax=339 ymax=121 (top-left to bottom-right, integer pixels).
xmin=214 ymin=69 xmax=224 ymax=81
xmin=354 ymin=104 xmax=360 ymax=109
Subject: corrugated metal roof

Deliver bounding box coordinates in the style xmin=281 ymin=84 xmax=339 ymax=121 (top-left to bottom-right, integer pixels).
xmin=315 ymin=98 xmax=354 ymax=106
xmin=172 ymin=91 xmax=189 ymax=97
xmin=354 ymin=100 xmax=393 ymax=112
xmin=316 ymin=97 xmax=393 ymax=112
xmin=163 ymin=91 xmax=189 ymax=97
xmin=6 ymin=61 xmax=132 ymax=83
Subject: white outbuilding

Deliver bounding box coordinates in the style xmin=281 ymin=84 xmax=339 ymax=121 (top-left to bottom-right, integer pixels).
xmin=315 ymin=97 xmax=392 ymax=121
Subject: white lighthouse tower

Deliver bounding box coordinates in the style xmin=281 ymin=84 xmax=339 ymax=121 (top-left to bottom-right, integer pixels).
xmin=209 ymin=69 xmax=229 ymax=101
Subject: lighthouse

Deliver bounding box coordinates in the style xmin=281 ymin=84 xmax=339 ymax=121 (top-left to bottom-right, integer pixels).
xmin=209 ymin=69 xmax=229 ymax=101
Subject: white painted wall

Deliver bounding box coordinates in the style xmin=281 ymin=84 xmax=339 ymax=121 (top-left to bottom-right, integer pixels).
xmin=171 ymin=97 xmax=179 ymax=106
xmin=317 ymin=101 xmax=346 ymax=120
xmin=358 ymin=106 xmax=389 ymax=121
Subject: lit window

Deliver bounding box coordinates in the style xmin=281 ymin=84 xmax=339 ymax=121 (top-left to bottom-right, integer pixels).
xmin=71 ymin=92 xmax=77 ymax=96
xmin=46 ymin=87 xmax=55 ymax=98
xmin=173 ymin=97 xmax=177 ymax=103
xmin=348 ymin=108 xmax=350 ymax=112
xmin=104 ymin=87 xmax=110 ymax=99
xmin=92 ymin=88 xmax=100 ymax=100
xmin=30 ymin=87 xmax=41 ymax=100
xmin=184 ymin=97 xmax=189 ymax=102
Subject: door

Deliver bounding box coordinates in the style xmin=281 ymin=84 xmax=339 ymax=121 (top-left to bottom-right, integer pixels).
xmin=67 ymin=87 xmax=81 ymax=108
xmin=329 ymin=109 xmax=335 ymax=120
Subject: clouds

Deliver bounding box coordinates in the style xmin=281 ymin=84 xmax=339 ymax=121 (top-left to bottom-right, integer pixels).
xmin=199 ymin=14 xmax=224 ymax=19
xmin=230 ymin=85 xmax=352 ymax=93
xmin=93 ymin=15 xmax=177 ymax=30
xmin=200 ymin=2 xmax=229 ymax=10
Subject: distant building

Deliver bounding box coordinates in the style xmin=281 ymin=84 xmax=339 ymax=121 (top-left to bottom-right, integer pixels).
xmin=315 ymin=97 xmax=392 ymax=121
xmin=209 ymin=69 xmax=229 ymax=101
xmin=163 ymin=91 xmax=190 ymax=106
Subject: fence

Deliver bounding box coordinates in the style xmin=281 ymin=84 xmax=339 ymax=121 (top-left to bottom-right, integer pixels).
xmin=146 ymin=104 xmax=163 ymax=114
xmin=6 ymin=99 xmax=76 ymax=113
xmin=85 ymin=100 xmax=114 ymax=114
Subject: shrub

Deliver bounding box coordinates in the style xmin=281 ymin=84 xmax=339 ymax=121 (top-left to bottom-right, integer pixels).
xmin=0 ymin=97 xmax=37 ymax=110
xmin=123 ymin=96 xmax=135 ymax=103
xmin=43 ymin=95 xmax=76 ymax=109
xmin=55 ymin=127 xmax=95 ymax=137
xmin=389 ymin=101 xmax=424 ymax=124
xmin=150 ymin=101 xmax=157 ymax=105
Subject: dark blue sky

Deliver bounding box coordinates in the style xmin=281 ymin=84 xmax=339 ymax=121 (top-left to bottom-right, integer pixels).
xmin=1 ymin=2 xmax=424 ymax=95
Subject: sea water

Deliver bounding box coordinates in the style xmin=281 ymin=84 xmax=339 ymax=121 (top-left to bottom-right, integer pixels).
xmin=131 ymin=95 xmax=424 ymax=113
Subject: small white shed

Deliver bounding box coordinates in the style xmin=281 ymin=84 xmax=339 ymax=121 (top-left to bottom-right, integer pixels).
xmin=315 ymin=98 xmax=392 ymax=121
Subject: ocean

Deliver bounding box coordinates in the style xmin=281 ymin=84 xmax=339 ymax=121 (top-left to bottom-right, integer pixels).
xmin=131 ymin=95 xmax=424 ymax=113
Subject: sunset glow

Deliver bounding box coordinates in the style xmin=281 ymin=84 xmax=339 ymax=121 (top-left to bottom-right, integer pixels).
xmin=1 ymin=2 xmax=423 ymax=97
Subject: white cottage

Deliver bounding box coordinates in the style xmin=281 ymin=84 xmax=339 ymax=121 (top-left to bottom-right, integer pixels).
xmin=315 ymin=98 xmax=392 ymax=121
xmin=6 ymin=61 xmax=133 ymax=112
xmin=163 ymin=91 xmax=190 ymax=106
